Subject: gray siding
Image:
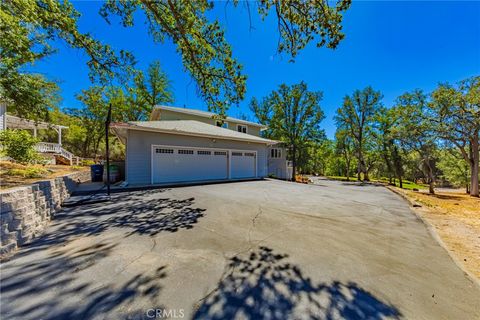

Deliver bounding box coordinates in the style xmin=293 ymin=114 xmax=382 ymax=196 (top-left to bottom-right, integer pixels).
xmin=267 ymin=145 xmax=288 ymax=179
xmin=126 ymin=129 xmax=269 ymax=185
xmin=158 ymin=109 xmax=262 ymax=137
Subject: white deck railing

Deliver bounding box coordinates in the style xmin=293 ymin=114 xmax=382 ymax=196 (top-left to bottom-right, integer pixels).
xmin=35 ymin=142 xmax=75 ymax=164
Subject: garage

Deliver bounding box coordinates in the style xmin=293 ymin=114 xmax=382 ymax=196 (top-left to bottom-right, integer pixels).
xmin=152 ymin=146 xmax=229 ymax=184
xmin=231 ymin=151 xmax=256 ymax=179
xmin=151 ymin=144 xmax=258 ymax=184
xmin=112 ymin=120 xmax=277 ymax=185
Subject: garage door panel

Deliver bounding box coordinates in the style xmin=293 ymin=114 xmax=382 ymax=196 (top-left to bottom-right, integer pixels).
xmin=153 ymin=147 xmax=228 ymax=183
xmin=231 ymin=152 xmax=256 ymax=179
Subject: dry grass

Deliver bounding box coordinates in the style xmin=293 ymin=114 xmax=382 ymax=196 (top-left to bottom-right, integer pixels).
xmin=393 ymin=187 xmax=480 ymax=280
xmin=0 ymin=161 xmax=89 ymax=190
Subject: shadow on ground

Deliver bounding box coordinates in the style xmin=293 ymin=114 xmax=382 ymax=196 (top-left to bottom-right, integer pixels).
xmin=1 ymin=189 xmax=205 ymax=319
xmin=13 ymin=189 xmax=206 ymax=257
xmin=1 ymin=239 xmax=167 ymax=319
xmin=194 ymin=246 xmax=401 ymax=320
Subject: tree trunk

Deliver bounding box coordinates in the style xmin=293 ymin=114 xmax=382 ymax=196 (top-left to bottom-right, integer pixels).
xmin=429 ymin=181 xmax=435 ymax=194
xmin=364 ymin=169 xmax=370 ymax=181
xmin=470 ymin=136 xmax=479 ymax=197
xmin=425 ymin=161 xmax=435 ymax=194
xmin=346 ymin=161 xmax=350 ymax=181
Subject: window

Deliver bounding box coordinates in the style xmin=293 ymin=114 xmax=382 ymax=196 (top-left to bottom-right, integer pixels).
xmin=178 ymin=149 xmax=194 ymax=155
xmin=214 ymin=151 xmax=227 ymax=156
xmin=244 ymin=152 xmax=255 ymax=157
xmin=156 ymin=148 xmax=174 ymax=154
xmin=270 ymin=148 xmax=281 ymax=158
xmin=197 ymin=150 xmax=212 ymax=155
xmin=232 ymin=152 xmax=243 ymax=156
xmin=237 ymin=124 xmax=247 ymax=133
xmin=215 ymin=120 xmax=228 ymax=128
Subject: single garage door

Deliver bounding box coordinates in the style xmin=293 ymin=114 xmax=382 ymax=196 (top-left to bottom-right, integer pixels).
xmin=231 ymin=151 xmax=256 ymax=179
xmin=152 ymin=146 xmax=228 ymax=183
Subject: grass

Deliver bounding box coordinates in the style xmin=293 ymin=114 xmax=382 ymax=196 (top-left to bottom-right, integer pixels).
xmin=5 ymin=167 xmax=49 ymax=178
xmin=326 ymin=175 xmax=428 ymax=190
xmin=326 ymin=176 xmax=359 ymax=181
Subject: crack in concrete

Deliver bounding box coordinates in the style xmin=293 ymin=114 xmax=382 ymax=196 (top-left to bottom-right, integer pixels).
xmin=247 ymin=206 xmax=263 ymax=244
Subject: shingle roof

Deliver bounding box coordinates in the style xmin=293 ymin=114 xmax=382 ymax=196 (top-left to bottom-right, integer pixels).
xmin=119 ymin=120 xmax=277 ymax=144
xmin=151 ymin=105 xmax=267 ymax=128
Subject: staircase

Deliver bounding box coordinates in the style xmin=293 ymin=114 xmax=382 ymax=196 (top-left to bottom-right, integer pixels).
xmin=35 ymin=142 xmax=80 ymax=165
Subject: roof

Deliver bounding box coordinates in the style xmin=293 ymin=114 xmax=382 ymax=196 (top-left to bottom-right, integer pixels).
xmin=151 ymin=105 xmax=267 ymax=129
xmin=111 ymin=120 xmax=278 ymax=145
xmin=5 ymin=115 xmax=68 ymax=130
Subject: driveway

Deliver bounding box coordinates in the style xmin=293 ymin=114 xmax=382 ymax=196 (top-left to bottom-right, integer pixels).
xmin=1 ymin=179 xmax=479 ymax=319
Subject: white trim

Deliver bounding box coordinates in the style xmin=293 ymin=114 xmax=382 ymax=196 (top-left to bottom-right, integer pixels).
xmin=151 ymin=144 xmax=257 ymax=184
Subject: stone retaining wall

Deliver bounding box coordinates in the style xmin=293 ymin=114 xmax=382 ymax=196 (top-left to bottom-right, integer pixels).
xmin=0 ymin=170 xmax=90 ymax=259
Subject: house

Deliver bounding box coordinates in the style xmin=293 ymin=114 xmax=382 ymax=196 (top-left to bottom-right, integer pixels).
xmin=0 ymin=102 xmax=79 ymax=165
xmin=111 ymin=105 xmax=289 ymax=185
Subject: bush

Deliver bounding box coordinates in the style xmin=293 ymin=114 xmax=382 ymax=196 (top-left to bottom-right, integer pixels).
xmin=0 ymin=130 xmax=39 ymax=164
xmin=81 ymin=159 xmax=96 ymax=166
xmin=5 ymin=167 xmax=48 ymax=178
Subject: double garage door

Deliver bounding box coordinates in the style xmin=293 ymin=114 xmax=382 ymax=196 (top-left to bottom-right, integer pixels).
xmin=152 ymin=145 xmax=256 ymax=184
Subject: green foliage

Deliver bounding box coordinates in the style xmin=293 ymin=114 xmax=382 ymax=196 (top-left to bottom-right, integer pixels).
xmin=250 ymin=82 xmax=325 ymax=179
xmin=0 ymin=0 xmax=134 ymax=83
xmin=437 ymin=149 xmax=471 ymax=190
xmin=430 ymin=76 xmax=480 ymax=196
xmin=0 ymin=129 xmax=39 ymax=163
xmin=5 ymin=167 xmax=48 ymax=179
xmin=1 ymin=72 xmax=60 ymax=120
xmin=335 ymin=86 xmax=383 ymax=180
xmin=393 ymin=90 xmax=439 ymax=193
xmin=255 ymin=0 xmax=351 ymax=58
xmin=81 ymin=159 xmax=96 ymax=166
xmin=100 ymin=0 xmax=350 ymax=114
xmin=0 ymin=0 xmax=134 ymax=118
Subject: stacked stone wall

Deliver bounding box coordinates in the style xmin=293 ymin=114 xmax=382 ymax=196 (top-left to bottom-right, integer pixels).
xmin=1 ymin=170 xmax=90 ymax=259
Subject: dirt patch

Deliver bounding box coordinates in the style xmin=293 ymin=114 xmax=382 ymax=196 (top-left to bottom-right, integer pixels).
xmin=0 ymin=161 xmax=90 ymax=189
xmin=390 ymin=186 xmax=480 ymax=281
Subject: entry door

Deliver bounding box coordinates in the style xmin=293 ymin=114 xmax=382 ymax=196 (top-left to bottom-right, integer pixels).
xmin=231 ymin=151 xmax=256 ymax=179
xmin=152 ymin=146 xmax=228 ymax=183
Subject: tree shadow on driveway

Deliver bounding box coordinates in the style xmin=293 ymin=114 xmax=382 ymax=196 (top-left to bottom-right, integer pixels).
xmin=13 ymin=189 xmax=206 ymax=257
xmin=1 ymin=189 xmax=206 ymax=319
xmin=194 ymin=246 xmax=401 ymax=320
xmin=1 ymin=239 xmax=168 ymax=319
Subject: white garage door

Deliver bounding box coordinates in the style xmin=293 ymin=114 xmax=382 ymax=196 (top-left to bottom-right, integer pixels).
xmin=152 ymin=146 xmax=228 ymax=183
xmin=231 ymin=151 xmax=256 ymax=179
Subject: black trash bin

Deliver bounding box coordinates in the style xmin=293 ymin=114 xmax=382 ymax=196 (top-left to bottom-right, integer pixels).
xmin=90 ymin=164 xmax=104 ymax=182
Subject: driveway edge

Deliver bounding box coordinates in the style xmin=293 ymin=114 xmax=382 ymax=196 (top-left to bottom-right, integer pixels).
xmin=385 ymin=186 xmax=480 ymax=287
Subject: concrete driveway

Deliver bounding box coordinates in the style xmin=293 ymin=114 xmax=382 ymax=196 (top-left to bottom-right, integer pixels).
xmin=1 ymin=179 xmax=479 ymax=319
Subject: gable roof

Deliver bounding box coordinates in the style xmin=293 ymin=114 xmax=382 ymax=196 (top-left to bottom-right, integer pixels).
xmin=151 ymin=105 xmax=266 ymax=129
xmin=112 ymin=120 xmax=277 ymax=145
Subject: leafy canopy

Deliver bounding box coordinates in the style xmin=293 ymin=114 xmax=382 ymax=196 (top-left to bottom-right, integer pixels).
xmin=0 ymin=129 xmax=40 ymax=163
xmin=100 ymin=0 xmax=351 ymax=114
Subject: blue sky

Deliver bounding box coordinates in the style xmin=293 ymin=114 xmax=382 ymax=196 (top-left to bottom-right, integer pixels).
xmin=29 ymin=1 xmax=480 ymax=138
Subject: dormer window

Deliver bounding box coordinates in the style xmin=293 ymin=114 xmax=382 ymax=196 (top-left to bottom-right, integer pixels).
xmin=270 ymin=148 xmax=282 ymax=158
xmin=215 ymin=120 xmax=228 ymax=128
xmin=237 ymin=124 xmax=247 ymax=133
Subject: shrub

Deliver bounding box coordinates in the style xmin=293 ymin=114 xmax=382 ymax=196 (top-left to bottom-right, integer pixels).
xmin=0 ymin=130 xmax=39 ymax=164
xmin=5 ymin=167 xmax=47 ymax=178
xmin=81 ymin=159 xmax=96 ymax=166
